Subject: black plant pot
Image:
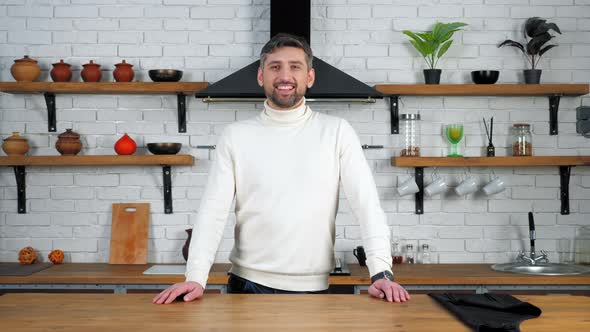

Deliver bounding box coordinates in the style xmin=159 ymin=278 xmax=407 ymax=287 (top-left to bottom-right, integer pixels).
xmin=524 ymin=69 xmax=542 ymax=84
xmin=423 ymin=69 xmax=442 ymax=84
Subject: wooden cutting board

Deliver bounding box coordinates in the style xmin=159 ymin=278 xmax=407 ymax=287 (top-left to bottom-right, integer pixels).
xmin=109 ymin=203 xmax=150 ymax=264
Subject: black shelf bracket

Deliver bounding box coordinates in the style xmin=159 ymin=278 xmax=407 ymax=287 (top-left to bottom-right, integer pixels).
xmin=389 ymin=95 xmax=399 ymax=134
xmin=44 ymin=92 xmax=57 ymax=132
xmin=177 ymin=93 xmax=187 ymax=133
xmin=549 ymin=95 xmax=561 ymax=135
xmin=559 ymin=165 xmax=571 ymax=215
xmin=415 ymin=167 xmax=424 ymax=214
xmin=163 ymin=165 xmax=173 ymax=214
xmin=13 ymin=166 xmax=26 ymax=214
xmin=6 ymin=164 xmax=179 ymax=214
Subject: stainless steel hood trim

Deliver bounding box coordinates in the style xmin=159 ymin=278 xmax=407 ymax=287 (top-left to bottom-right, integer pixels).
xmin=201 ymin=97 xmax=378 ymax=103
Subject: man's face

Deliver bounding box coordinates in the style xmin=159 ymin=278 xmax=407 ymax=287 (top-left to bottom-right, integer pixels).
xmin=257 ymin=46 xmax=315 ymax=110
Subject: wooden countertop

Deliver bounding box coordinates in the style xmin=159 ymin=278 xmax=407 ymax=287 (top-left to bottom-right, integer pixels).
xmin=1 ymin=263 xmax=589 ymax=285
xmin=1 ymin=293 xmax=588 ymax=331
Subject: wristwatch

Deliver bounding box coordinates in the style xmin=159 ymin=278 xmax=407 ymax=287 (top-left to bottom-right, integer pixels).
xmin=371 ymin=270 xmax=394 ymax=284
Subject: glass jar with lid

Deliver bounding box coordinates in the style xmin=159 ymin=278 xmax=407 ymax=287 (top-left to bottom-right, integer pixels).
xmin=512 ymin=123 xmax=532 ymax=156
xmin=419 ymin=244 xmax=431 ymax=264
xmin=392 ymin=241 xmax=403 ymax=264
xmin=405 ymin=244 xmax=415 ymax=264
xmin=400 ymin=113 xmax=421 ymax=157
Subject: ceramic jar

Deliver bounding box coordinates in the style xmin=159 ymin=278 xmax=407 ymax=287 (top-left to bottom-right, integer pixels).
xmin=113 ymin=60 xmax=134 ymax=82
xmin=10 ymin=56 xmax=41 ymax=82
xmin=50 ymin=59 xmax=72 ymax=82
xmin=56 ymin=129 xmax=82 ymax=155
xmin=2 ymin=132 xmax=30 ymax=156
xmin=81 ymin=60 xmax=102 ymax=82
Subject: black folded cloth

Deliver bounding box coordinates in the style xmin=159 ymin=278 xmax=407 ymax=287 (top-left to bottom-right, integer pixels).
xmin=429 ymin=293 xmax=542 ymax=332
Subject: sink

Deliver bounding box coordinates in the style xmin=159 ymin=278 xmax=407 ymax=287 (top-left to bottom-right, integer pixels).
xmin=491 ymin=262 xmax=590 ymax=276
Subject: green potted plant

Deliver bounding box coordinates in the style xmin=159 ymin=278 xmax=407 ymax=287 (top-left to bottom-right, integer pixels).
xmin=403 ymin=22 xmax=468 ymax=84
xmin=498 ymin=17 xmax=561 ymax=84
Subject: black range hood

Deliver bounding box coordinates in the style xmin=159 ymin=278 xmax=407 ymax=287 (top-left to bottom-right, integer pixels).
xmin=195 ymin=0 xmax=383 ymax=102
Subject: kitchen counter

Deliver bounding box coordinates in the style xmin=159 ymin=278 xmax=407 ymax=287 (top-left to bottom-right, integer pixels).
xmin=1 ymin=293 xmax=588 ymax=331
xmin=1 ymin=263 xmax=589 ymax=294
xmin=1 ymin=263 xmax=589 ymax=285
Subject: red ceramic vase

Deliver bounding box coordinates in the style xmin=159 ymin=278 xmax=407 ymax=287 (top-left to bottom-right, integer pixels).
xmin=113 ymin=59 xmax=134 ymax=82
xmin=114 ymin=133 xmax=137 ymax=155
xmin=81 ymin=60 xmax=102 ymax=82
xmin=50 ymin=59 xmax=72 ymax=82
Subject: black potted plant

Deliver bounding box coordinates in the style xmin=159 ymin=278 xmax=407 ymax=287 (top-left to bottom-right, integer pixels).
xmin=403 ymin=22 xmax=467 ymax=84
xmin=498 ymin=17 xmax=561 ymax=84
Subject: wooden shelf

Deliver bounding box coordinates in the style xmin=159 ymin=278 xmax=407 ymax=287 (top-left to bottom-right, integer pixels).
xmin=1 ymin=155 xmax=194 ymax=214
xmin=0 ymin=154 xmax=194 ymax=166
xmin=0 ymin=82 xmax=209 ymax=94
xmin=373 ymin=84 xmax=589 ymax=135
xmin=392 ymin=156 xmax=589 ymax=216
xmin=374 ymin=84 xmax=589 ymax=96
xmin=392 ymin=156 xmax=590 ymax=167
xmin=0 ymin=82 xmax=209 ymax=133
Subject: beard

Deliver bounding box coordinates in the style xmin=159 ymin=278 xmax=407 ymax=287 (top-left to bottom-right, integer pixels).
xmin=267 ymin=82 xmax=307 ymax=109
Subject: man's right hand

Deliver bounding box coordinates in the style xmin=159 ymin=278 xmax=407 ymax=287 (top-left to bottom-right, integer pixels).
xmin=152 ymin=281 xmax=204 ymax=304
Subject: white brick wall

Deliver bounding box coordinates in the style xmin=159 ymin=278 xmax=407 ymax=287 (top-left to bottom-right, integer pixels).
xmin=0 ymin=0 xmax=588 ymax=265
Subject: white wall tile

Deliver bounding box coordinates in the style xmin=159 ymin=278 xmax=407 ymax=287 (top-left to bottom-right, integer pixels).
xmin=1 ymin=0 xmax=589 ymax=265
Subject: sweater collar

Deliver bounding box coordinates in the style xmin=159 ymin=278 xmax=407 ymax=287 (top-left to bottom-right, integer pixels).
xmin=260 ymin=98 xmax=311 ymax=125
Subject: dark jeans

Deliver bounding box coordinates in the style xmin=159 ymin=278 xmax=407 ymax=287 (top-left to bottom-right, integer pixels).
xmin=227 ymin=273 xmax=328 ymax=294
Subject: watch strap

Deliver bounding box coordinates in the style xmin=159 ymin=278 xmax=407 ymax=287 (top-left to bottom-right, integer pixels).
xmin=371 ymin=270 xmax=394 ymax=283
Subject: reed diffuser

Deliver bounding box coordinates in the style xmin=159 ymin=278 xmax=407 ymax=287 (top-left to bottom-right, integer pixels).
xmin=483 ymin=117 xmax=495 ymax=157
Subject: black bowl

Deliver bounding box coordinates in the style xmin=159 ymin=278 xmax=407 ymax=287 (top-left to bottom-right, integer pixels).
xmin=147 ymin=143 xmax=182 ymax=155
xmin=148 ymin=69 xmax=183 ymax=82
xmin=471 ymin=70 xmax=499 ymax=84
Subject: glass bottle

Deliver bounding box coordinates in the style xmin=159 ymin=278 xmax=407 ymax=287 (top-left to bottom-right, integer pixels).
xmin=419 ymin=244 xmax=431 ymax=264
xmin=392 ymin=242 xmax=403 ymax=264
xmin=405 ymin=244 xmax=415 ymax=264
xmin=400 ymin=113 xmax=421 ymax=157
xmin=512 ymin=123 xmax=532 ymax=156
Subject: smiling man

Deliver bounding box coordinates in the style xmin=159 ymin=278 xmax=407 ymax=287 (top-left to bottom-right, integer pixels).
xmin=153 ymin=33 xmax=410 ymax=304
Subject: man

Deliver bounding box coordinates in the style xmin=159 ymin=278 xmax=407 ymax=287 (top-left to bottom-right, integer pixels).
xmin=153 ymin=33 xmax=410 ymax=304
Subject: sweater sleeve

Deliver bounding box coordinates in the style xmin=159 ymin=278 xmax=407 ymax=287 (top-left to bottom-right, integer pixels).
xmin=185 ymin=127 xmax=236 ymax=288
xmin=338 ymin=119 xmax=392 ymax=278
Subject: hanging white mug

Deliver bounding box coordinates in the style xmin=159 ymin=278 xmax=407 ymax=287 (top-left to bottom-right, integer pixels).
xmin=454 ymin=175 xmax=478 ymax=196
xmin=483 ymin=175 xmax=506 ymax=196
xmin=424 ymin=174 xmax=447 ymax=197
xmin=397 ymin=176 xmax=419 ymax=196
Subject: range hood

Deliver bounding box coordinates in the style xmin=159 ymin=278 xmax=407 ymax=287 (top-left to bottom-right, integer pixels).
xmin=195 ymin=0 xmax=383 ymax=103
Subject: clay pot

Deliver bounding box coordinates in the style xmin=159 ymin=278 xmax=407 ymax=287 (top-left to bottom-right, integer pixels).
xmin=114 ymin=133 xmax=137 ymax=155
xmin=56 ymin=129 xmax=82 ymax=155
xmin=81 ymin=60 xmax=102 ymax=82
xmin=2 ymin=132 xmax=30 ymax=156
xmin=50 ymin=59 xmax=72 ymax=82
xmin=11 ymin=55 xmax=41 ymax=82
xmin=182 ymin=228 xmax=192 ymax=262
xmin=113 ymin=59 xmax=134 ymax=82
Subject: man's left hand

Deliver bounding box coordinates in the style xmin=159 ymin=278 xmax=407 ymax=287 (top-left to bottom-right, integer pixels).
xmin=368 ymin=279 xmax=411 ymax=303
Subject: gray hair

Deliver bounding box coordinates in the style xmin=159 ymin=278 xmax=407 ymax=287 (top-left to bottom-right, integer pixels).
xmin=259 ymin=33 xmax=313 ymax=70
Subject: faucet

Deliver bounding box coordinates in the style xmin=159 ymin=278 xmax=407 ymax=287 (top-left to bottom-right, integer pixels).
xmin=516 ymin=212 xmax=549 ymax=265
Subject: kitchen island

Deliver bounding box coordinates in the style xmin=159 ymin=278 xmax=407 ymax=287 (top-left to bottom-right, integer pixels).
xmin=1 ymin=263 xmax=589 ymax=295
xmin=0 ymin=293 xmax=588 ymax=331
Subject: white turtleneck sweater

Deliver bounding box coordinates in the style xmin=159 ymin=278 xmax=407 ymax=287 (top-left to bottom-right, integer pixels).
xmin=185 ymin=99 xmax=392 ymax=291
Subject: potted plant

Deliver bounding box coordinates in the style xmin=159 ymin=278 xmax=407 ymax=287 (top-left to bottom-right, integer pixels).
xmin=498 ymin=17 xmax=561 ymax=84
xmin=403 ymin=22 xmax=468 ymax=84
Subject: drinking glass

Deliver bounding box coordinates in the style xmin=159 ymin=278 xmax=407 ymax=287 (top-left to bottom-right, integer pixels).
xmin=445 ymin=124 xmax=464 ymax=157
